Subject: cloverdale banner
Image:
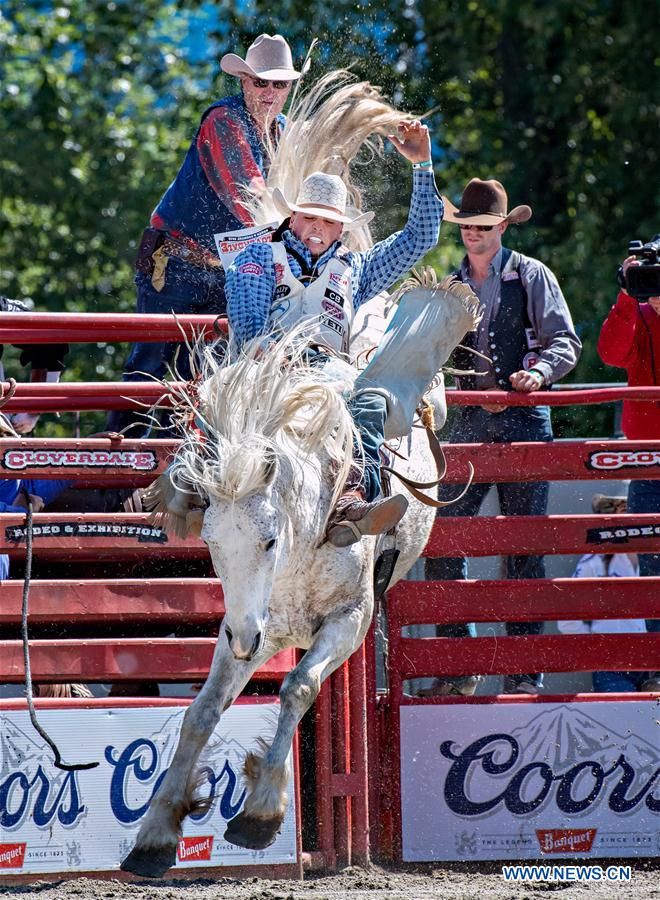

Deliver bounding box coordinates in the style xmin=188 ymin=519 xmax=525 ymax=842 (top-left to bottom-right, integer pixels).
xmin=400 ymin=700 xmax=659 ymax=861
xmin=0 ymin=702 xmax=297 ymax=875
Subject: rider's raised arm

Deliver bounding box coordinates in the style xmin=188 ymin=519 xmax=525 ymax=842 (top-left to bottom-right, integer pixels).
xmin=351 ymin=166 xmax=443 ymax=308
xmin=226 ymin=242 xmax=277 ymax=351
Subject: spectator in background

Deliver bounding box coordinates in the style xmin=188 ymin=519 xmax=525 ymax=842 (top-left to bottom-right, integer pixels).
xmin=558 ymin=493 xmax=647 ymax=693
xmin=597 ymin=252 xmax=660 ymax=692
xmin=423 ymin=178 xmax=581 ymax=696
xmin=108 ymin=34 xmax=303 ymax=437
xmin=0 ymin=294 xmax=68 ymax=435
xmin=0 ymin=476 xmax=90 ymax=699
xmin=0 ymin=475 xmax=71 ymax=578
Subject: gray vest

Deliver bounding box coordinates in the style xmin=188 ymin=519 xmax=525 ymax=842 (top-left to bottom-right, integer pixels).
xmin=451 ymin=249 xmax=539 ymax=390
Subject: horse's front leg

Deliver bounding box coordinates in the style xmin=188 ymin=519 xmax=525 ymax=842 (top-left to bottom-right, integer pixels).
xmin=225 ymin=600 xmax=371 ymax=851
xmin=121 ymin=632 xmax=275 ymax=878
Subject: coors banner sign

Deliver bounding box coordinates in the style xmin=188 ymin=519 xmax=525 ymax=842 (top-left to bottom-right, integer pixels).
xmin=400 ymin=701 xmax=659 ymax=861
xmin=0 ymin=703 xmax=297 ymax=875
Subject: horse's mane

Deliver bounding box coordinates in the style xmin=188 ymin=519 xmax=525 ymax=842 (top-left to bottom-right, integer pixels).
xmin=168 ymin=325 xmax=358 ymax=517
xmin=243 ymin=69 xmax=412 ymax=252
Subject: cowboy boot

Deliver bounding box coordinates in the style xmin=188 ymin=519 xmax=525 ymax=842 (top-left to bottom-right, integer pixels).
xmin=327 ymin=486 xmax=408 ymax=548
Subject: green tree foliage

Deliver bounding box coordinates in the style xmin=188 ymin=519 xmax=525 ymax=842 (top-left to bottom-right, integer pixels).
xmin=0 ymin=1 xmax=658 ymax=436
xmin=417 ymin=0 xmax=659 ymax=433
xmin=0 ymin=0 xmax=213 ymax=402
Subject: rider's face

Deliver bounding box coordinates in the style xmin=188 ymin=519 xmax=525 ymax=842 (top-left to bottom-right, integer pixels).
xmin=289 ymin=212 xmax=343 ymax=258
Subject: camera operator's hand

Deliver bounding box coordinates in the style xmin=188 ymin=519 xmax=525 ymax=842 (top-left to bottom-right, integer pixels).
xmin=622 ymin=255 xmax=641 ymax=279
xmin=622 ymin=255 xmax=660 ymax=311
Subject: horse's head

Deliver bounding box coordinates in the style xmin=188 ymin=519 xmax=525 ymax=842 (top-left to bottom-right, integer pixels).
xmin=201 ymin=477 xmax=289 ymax=660
xmin=146 ymin=327 xmax=357 ymax=658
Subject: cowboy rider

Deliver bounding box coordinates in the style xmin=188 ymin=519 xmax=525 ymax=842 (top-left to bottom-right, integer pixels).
xmin=226 ymin=120 xmax=442 ymax=547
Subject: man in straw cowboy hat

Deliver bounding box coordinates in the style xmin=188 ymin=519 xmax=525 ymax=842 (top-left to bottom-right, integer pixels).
xmin=109 ymin=34 xmax=303 ymax=436
xmin=226 ymin=120 xmax=442 ymax=546
xmin=424 ymin=177 xmax=581 ymax=697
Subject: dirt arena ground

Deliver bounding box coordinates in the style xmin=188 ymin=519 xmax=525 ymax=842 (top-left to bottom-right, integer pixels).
xmin=1 ymin=860 xmax=658 ymax=900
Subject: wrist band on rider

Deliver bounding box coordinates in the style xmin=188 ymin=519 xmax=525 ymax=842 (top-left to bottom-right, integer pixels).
xmin=529 ymin=368 xmax=545 ymax=385
xmin=412 ymin=160 xmax=433 ymax=169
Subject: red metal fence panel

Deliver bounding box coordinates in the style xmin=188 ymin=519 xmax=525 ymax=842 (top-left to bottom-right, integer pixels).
xmin=423 ymin=513 xmax=660 ymax=557
xmin=0 ymin=312 xmax=227 ymax=343
xmin=0 ymin=578 xmax=223 ymax=625
xmin=392 ymin=634 xmax=658 ymax=679
xmin=0 ymin=638 xmax=294 ymax=682
xmin=388 ymin=578 xmax=660 ymax=625
xmin=1 ymin=438 xmax=659 ymax=486
xmin=0 ymin=512 xmax=206 ymax=560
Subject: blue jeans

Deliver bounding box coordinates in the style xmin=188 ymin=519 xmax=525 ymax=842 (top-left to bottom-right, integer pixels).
xmin=592 ymin=669 xmax=647 ymax=692
xmin=627 ymin=479 xmax=660 ymax=635
xmin=425 ymin=406 xmax=553 ymax=685
xmin=348 ymin=391 xmax=387 ymax=503
xmin=0 ymin=478 xmax=72 ymax=581
xmin=107 ymin=259 xmax=226 ymax=436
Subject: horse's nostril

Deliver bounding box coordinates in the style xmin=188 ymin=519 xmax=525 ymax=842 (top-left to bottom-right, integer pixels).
xmin=225 ymin=626 xmax=233 ymax=645
xmin=251 ymin=631 xmax=262 ymax=657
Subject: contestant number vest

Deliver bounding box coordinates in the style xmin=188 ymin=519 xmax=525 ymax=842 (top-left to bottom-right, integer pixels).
xmin=269 ymin=243 xmax=355 ymax=354
xmin=451 ymin=249 xmax=539 ymax=390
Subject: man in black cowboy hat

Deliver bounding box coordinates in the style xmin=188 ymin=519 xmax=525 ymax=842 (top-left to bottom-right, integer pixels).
xmin=424 ymin=177 xmax=581 ymax=697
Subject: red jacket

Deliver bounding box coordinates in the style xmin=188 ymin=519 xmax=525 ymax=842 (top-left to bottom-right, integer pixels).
xmin=597 ymin=291 xmax=660 ymax=439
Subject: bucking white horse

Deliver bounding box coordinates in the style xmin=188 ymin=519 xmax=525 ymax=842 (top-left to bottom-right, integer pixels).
xmin=120 ymin=272 xmax=480 ymax=878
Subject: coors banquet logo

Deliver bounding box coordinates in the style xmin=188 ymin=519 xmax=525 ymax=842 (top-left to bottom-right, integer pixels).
xmin=536 ymin=829 xmax=597 ymax=854
xmin=177 ymin=835 xmax=213 ymax=862
xmin=0 ymin=843 xmax=26 ymax=869
xmin=588 ymin=449 xmax=660 ymax=471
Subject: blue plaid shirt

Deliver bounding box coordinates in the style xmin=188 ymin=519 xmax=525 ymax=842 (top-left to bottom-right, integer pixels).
xmin=226 ymin=169 xmax=443 ymax=348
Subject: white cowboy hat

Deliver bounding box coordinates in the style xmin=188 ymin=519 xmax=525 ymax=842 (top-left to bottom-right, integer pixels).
xmin=272 ymin=172 xmax=375 ymax=231
xmin=220 ymin=34 xmax=302 ymax=82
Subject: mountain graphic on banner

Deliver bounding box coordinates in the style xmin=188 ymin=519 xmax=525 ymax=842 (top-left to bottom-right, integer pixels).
xmin=509 ymin=704 xmax=659 ymax=776
xmin=0 ymin=715 xmax=66 ymax=780
xmin=149 ymin=708 xmax=278 ymax=772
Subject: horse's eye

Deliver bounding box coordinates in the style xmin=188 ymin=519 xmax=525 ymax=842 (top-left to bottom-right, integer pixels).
xmin=265 ymin=538 xmax=276 ymax=552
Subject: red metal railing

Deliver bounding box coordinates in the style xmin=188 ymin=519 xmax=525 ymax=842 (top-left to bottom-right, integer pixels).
xmin=0 ymin=311 xmax=370 ymax=872
xmin=3 ymin=380 xmax=660 ymax=412
xmin=0 ymin=312 xmax=227 ymax=343
xmin=376 ymin=385 xmax=660 ymax=860
xmin=0 ymin=437 xmax=659 ymax=488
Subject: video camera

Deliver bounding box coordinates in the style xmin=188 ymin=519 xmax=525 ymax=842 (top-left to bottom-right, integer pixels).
xmin=619 ymin=235 xmax=660 ymax=299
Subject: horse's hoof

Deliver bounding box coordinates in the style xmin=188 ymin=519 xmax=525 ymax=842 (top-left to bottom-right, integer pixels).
xmin=120 ymin=843 xmax=177 ymax=878
xmin=224 ymin=811 xmax=284 ymax=850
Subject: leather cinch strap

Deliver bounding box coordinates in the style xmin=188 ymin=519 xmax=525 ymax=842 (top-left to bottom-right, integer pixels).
xmin=382 ymin=421 xmax=474 ymax=508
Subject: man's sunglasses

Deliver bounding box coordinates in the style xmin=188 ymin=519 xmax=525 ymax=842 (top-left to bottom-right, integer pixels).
xmin=459 ymin=223 xmax=495 ymax=232
xmin=251 ymin=77 xmax=291 ymax=90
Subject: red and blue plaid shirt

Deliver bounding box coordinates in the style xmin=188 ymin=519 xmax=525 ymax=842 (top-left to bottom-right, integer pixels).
xmin=151 ymin=93 xmax=285 ymax=252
